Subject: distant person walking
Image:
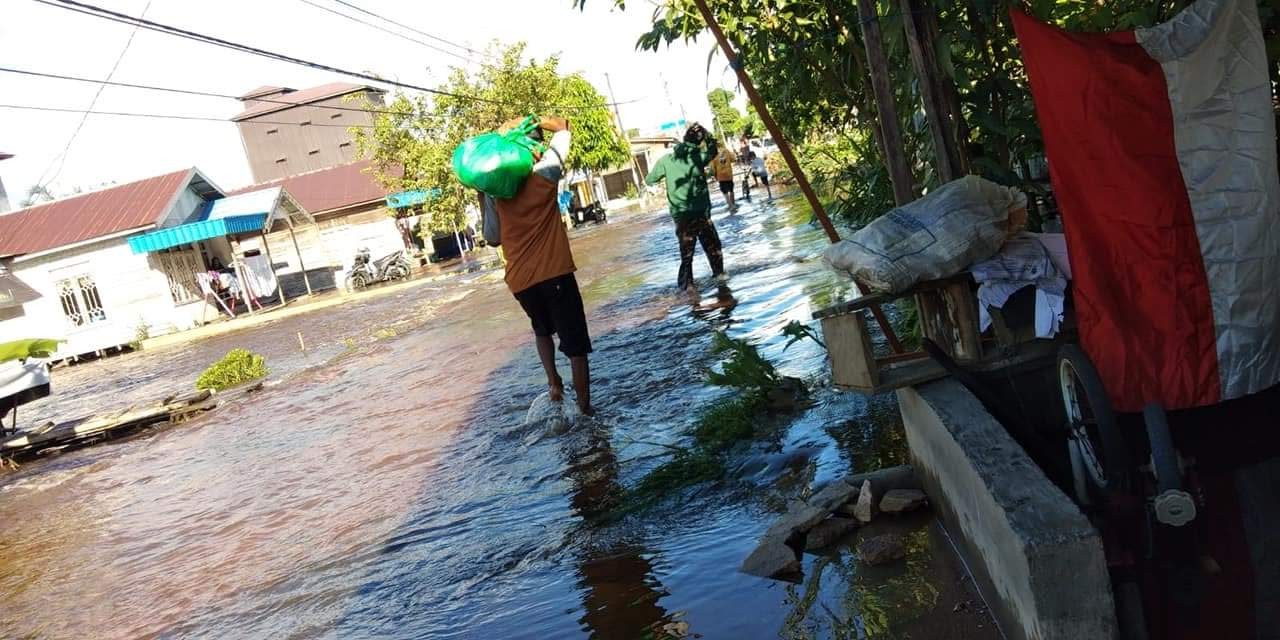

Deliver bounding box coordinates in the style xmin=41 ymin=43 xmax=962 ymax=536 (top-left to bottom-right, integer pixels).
xmin=750 ymin=151 xmax=773 ymax=200
xmin=481 ymin=115 xmax=595 ymax=416
xmin=739 ymin=140 xmax=753 ymax=202
xmin=645 ymin=122 xmax=727 ymax=292
xmin=710 ymin=144 xmax=738 ymax=213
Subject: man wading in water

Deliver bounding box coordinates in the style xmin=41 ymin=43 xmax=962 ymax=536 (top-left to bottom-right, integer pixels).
xmin=482 ymin=116 xmax=595 ymax=416
xmin=645 ymin=122 xmax=727 ymax=293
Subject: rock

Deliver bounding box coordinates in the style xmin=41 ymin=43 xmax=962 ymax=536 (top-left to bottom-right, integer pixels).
xmin=852 ymin=479 xmax=874 ymax=523
xmin=879 ymin=488 xmax=928 ymax=514
xmin=807 ymin=479 xmax=860 ymax=513
xmin=804 ymin=516 xmax=860 ymax=551
xmin=858 ymin=533 xmax=907 ymax=566
xmin=740 ymin=532 xmax=802 ymax=581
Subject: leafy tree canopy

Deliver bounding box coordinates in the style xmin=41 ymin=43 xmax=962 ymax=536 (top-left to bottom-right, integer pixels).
xmin=352 ymin=42 xmax=630 ymax=235
xmin=706 ymin=87 xmax=742 ymax=141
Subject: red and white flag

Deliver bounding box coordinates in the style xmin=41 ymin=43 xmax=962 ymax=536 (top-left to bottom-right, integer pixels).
xmin=1012 ymin=0 xmax=1280 ymax=412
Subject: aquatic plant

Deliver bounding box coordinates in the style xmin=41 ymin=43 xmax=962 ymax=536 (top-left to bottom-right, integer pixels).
xmin=195 ymin=348 xmax=268 ymax=391
xmin=691 ymin=393 xmax=764 ymax=453
xmin=705 ymin=332 xmax=781 ymax=396
xmin=782 ymin=320 xmax=826 ymax=351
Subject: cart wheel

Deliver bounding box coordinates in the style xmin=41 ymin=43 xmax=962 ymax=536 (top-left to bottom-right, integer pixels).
xmin=1058 ymin=344 xmax=1128 ymax=505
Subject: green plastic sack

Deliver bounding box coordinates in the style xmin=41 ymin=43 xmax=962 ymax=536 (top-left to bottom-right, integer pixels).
xmin=451 ymin=116 xmax=547 ymax=199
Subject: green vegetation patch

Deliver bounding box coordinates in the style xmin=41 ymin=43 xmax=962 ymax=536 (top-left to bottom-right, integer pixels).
xmin=195 ymin=348 xmax=268 ymax=391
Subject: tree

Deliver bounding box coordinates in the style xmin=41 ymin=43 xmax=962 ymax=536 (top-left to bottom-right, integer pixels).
xmin=706 ymin=88 xmax=742 ymax=141
xmin=19 ymin=185 xmax=53 ymax=208
xmin=352 ymin=43 xmax=629 ymax=236
xmin=577 ymin=0 xmax=1280 ymax=222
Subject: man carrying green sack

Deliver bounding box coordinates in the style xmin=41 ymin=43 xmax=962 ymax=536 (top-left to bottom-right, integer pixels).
xmin=645 ymin=122 xmax=727 ymax=293
xmin=479 ymin=116 xmax=595 ymax=417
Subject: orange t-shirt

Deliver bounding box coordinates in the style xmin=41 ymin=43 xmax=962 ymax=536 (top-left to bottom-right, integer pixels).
xmin=495 ymin=174 xmax=576 ymax=294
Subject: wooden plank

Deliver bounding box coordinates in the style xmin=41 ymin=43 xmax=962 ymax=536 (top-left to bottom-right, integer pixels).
xmin=856 ymin=0 xmax=915 ymax=206
xmin=898 ymin=0 xmax=963 ymax=182
xmin=916 ymin=279 xmax=981 ymax=363
xmin=1 ymin=391 xmax=215 ymax=451
xmin=822 ymin=313 xmax=879 ymax=392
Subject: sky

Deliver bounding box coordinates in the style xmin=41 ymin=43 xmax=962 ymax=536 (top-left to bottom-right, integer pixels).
xmin=0 ymin=0 xmax=746 ymax=206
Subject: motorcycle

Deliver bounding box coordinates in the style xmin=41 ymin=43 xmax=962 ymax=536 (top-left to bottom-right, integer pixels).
xmin=570 ymin=202 xmax=607 ymax=228
xmin=346 ymin=248 xmax=411 ymax=291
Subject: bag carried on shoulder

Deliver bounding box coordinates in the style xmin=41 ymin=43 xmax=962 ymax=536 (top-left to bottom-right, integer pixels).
xmin=451 ymin=116 xmax=547 ymax=199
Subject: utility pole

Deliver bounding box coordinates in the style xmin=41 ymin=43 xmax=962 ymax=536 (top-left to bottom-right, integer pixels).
xmin=605 ymin=72 xmax=643 ymax=190
xmin=688 ymin=0 xmax=903 ymax=353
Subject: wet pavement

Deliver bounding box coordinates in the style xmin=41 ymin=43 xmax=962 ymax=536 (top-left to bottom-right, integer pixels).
xmin=0 ymin=193 xmax=996 ymax=639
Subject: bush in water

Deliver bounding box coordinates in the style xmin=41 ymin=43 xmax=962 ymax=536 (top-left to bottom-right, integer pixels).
xmin=195 ymin=349 xmax=268 ymax=391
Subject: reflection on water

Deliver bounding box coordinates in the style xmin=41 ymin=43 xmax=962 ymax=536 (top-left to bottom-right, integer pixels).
xmin=0 ymin=194 xmax=990 ymax=639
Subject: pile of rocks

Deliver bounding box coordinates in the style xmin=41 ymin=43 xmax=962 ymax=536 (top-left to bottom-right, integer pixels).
xmin=740 ymin=464 xmax=929 ymax=581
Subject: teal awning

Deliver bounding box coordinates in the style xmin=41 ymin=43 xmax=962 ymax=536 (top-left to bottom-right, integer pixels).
xmin=127 ymin=213 xmax=267 ymax=254
xmin=386 ymin=188 xmax=440 ymax=209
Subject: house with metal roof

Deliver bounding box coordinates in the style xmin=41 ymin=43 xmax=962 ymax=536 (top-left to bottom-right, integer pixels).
xmin=0 ymin=169 xmax=315 ymax=360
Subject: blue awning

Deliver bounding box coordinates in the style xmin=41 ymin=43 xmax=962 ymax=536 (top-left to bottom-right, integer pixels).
xmin=386 ymin=188 xmax=440 ymax=209
xmin=127 ymin=214 xmax=267 ymax=254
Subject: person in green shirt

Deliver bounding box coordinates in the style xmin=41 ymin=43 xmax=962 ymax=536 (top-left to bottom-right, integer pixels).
xmin=645 ymin=123 xmax=727 ymax=292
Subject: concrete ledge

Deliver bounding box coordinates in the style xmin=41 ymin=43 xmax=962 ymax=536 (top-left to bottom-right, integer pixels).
xmin=897 ymin=379 xmax=1117 ymax=640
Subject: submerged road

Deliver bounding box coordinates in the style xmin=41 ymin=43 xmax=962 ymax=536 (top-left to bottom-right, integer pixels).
xmin=0 ymin=194 xmax=995 ymax=639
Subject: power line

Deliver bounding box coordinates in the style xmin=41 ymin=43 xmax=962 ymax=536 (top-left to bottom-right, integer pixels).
xmin=328 ymin=0 xmax=495 ymax=61
xmin=33 ymin=0 xmax=638 ymax=112
xmin=2 ymin=66 xmax=416 ymax=118
xmin=295 ymin=0 xmax=479 ymax=65
xmin=0 ymin=102 xmax=382 ymax=128
xmin=37 ymin=0 xmax=153 ymax=191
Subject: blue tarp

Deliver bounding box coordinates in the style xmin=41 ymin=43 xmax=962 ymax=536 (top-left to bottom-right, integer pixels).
xmin=127 ymin=214 xmax=267 ymax=254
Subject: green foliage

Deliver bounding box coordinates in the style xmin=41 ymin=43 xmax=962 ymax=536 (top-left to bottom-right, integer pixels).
xmin=691 ymin=393 xmax=764 ymax=453
xmin=195 ymin=349 xmax=268 ymax=391
xmin=581 ymin=0 xmax=1280 ymax=227
xmin=705 ymin=331 xmax=780 ymax=395
xmin=782 ymin=320 xmax=825 ymax=351
xmin=891 ymin=298 xmax=922 ymax=351
xmin=707 ymin=88 xmax=743 ymax=141
xmin=0 ymin=338 xmax=61 ymax=363
xmin=353 ymin=42 xmax=628 ymax=235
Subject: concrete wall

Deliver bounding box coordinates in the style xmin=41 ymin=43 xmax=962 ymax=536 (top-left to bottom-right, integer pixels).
xmin=897 ymin=379 xmax=1118 ymax=640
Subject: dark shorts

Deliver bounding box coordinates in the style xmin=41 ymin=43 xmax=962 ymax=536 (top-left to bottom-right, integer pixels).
xmin=513 ymin=273 xmax=592 ymax=357
xmin=718 ymin=180 xmax=734 ymax=195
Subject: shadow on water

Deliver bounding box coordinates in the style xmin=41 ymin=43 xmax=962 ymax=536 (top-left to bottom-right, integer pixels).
xmin=0 ymin=192 xmax=982 ymax=639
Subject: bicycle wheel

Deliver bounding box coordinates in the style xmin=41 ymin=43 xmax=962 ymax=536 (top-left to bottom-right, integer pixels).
xmin=1058 ymin=344 xmax=1129 ymax=504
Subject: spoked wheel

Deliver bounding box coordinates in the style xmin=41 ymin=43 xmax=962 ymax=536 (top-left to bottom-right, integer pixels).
xmin=347 ymin=272 xmax=369 ymax=291
xmin=1058 ymin=344 xmax=1129 ymax=506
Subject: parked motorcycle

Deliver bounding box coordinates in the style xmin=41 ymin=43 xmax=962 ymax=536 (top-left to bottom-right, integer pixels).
xmin=346 ymin=248 xmax=411 ymax=291
xmin=570 ymin=202 xmax=607 ymax=228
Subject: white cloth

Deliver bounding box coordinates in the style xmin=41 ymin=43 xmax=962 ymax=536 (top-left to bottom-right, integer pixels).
xmin=242 ymin=255 xmax=277 ymax=297
xmin=972 ymin=233 xmax=1069 ymax=339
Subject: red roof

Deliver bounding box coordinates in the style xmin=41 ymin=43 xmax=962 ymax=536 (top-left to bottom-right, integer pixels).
xmin=0 ymin=169 xmax=195 ymax=258
xmin=227 ymin=160 xmax=390 ymax=215
xmin=232 ymin=82 xmax=381 ymax=121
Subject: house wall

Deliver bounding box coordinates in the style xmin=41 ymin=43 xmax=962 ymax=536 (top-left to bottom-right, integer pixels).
xmin=238 ymin=90 xmax=384 ymax=183
xmin=0 ymin=238 xmax=214 ymax=359
xmin=233 ymin=203 xmax=408 ymax=297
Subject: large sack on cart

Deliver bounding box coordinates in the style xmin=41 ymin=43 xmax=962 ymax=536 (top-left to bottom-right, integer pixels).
xmin=824 ymin=176 xmax=1027 ymax=294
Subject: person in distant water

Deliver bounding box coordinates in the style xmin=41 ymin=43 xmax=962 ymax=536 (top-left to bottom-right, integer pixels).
xmin=558 ymin=186 xmax=574 ymax=228
xmin=645 ymin=122 xmax=727 ymax=292
xmin=738 ymin=140 xmax=753 ymax=201
xmin=481 ymin=115 xmax=595 ymax=416
xmin=710 ymin=143 xmax=738 ymax=213
xmin=750 ymin=151 xmax=773 ymax=200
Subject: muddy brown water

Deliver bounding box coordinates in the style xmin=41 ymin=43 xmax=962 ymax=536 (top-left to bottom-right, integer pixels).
xmin=0 ymin=195 xmax=995 ymax=639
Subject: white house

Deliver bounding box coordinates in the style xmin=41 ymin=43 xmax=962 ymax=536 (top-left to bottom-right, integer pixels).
xmin=0 ymin=169 xmax=317 ymax=360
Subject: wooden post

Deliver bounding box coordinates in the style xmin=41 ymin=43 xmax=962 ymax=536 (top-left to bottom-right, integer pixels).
xmin=285 ymin=221 xmax=313 ymax=297
xmin=691 ymin=0 xmax=903 ymax=353
xmin=898 ymin=0 xmax=962 ymax=182
xmin=855 ymin=0 xmax=915 ymax=206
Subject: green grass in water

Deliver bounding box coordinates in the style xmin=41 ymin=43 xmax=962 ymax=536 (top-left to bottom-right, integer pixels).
xmin=195 ymin=348 xmax=268 ymax=391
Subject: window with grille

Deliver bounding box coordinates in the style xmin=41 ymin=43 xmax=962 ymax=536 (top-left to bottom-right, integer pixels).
xmin=155 ymin=249 xmax=202 ymax=304
xmin=56 ymin=274 xmax=106 ymax=327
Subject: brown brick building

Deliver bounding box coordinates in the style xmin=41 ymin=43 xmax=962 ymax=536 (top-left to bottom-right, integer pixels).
xmin=233 ymin=83 xmax=386 ymax=183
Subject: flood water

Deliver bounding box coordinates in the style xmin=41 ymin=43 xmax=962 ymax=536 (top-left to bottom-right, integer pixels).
xmin=0 ymin=194 xmax=994 ymax=639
